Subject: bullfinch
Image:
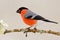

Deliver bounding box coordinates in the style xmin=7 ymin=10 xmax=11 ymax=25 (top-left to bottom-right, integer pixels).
xmin=16 ymin=7 xmax=58 ymax=29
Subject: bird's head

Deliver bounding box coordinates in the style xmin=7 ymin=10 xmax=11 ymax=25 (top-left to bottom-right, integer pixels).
xmin=16 ymin=7 xmax=28 ymax=14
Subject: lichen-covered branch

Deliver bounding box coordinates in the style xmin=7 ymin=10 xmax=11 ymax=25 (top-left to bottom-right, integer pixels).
xmin=4 ymin=28 xmax=60 ymax=37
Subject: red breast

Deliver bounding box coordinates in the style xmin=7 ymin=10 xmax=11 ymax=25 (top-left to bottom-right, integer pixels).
xmin=20 ymin=9 xmax=37 ymax=26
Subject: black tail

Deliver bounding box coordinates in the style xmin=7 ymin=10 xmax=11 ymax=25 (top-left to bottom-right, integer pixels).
xmin=43 ymin=19 xmax=58 ymax=24
xmin=32 ymin=15 xmax=58 ymax=24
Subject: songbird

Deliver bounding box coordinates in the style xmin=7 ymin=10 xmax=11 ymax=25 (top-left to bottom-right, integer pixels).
xmin=16 ymin=7 xmax=58 ymax=29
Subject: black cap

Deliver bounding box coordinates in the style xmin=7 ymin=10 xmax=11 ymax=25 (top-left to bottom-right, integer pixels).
xmin=16 ymin=7 xmax=28 ymax=13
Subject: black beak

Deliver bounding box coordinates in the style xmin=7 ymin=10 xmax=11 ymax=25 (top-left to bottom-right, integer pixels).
xmin=16 ymin=9 xmax=20 ymax=13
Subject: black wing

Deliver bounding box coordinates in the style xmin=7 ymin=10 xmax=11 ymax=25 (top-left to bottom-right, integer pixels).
xmin=25 ymin=15 xmax=58 ymax=24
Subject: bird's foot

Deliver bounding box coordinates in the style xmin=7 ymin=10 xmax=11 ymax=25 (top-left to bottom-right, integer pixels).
xmin=34 ymin=27 xmax=37 ymax=30
xmin=24 ymin=27 xmax=30 ymax=33
xmin=33 ymin=27 xmax=37 ymax=33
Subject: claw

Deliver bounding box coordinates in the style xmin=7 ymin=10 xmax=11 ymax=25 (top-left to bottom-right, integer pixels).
xmin=34 ymin=27 xmax=37 ymax=31
xmin=33 ymin=28 xmax=37 ymax=33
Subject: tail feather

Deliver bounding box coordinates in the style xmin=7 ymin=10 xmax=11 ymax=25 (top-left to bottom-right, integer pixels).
xmin=43 ymin=19 xmax=58 ymax=24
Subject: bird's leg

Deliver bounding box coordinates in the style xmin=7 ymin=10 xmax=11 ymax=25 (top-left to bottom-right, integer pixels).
xmin=34 ymin=24 xmax=37 ymax=31
xmin=34 ymin=26 xmax=37 ymax=31
xmin=24 ymin=27 xmax=31 ymax=33
xmin=26 ymin=27 xmax=31 ymax=31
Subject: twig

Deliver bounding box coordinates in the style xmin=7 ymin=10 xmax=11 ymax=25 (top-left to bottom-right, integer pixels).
xmin=4 ymin=28 xmax=60 ymax=37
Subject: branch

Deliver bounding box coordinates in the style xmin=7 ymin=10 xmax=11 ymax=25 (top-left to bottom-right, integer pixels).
xmin=4 ymin=28 xmax=60 ymax=37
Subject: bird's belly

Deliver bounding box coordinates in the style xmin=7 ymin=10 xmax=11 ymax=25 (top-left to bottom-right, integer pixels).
xmin=22 ymin=18 xmax=37 ymax=26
